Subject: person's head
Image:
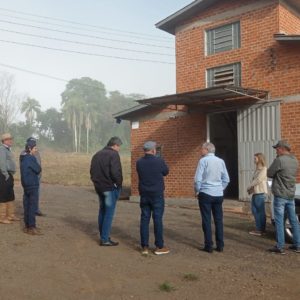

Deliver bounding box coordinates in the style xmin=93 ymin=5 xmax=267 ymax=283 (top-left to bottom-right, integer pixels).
xmin=1 ymin=133 xmax=13 ymax=147
xmin=107 ymin=136 xmax=122 ymax=152
xmin=254 ymin=153 xmax=266 ymax=167
xmin=272 ymin=140 xmax=291 ymax=156
xmin=201 ymin=142 xmax=215 ymax=156
xmin=26 ymin=137 xmax=37 ymax=144
xmin=143 ymin=141 xmax=157 ymax=155
xmin=25 ymin=139 xmax=37 ymax=155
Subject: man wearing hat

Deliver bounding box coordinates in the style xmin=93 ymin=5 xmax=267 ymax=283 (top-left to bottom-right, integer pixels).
xmin=136 ymin=141 xmax=169 ymax=255
xmin=0 ymin=133 xmax=19 ymax=224
xmin=20 ymin=138 xmax=42 ymax=235
xmin=267 ymin=140 xmax=300 ymax=254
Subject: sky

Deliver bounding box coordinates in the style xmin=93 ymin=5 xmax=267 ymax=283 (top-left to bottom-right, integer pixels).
xmin=0 ymin=0 xmax=192 ymax=111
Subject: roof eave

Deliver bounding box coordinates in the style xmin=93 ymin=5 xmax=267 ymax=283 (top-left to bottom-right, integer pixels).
xmin=156 ymin=0 xmax=216 ymax=35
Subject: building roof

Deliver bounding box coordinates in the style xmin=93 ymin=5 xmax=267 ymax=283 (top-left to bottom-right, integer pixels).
xmin=156 ymin=0 xmax=300 ymax=35
xmin=113 ymin=104 xmax=150 ymax=120
xmin=115 ymin=86 xmax=269 ymax=120
xmin=156 ymin=0 xmax=218 ymax=34
xmin=274 ymin=33 xmax=300 ymax=42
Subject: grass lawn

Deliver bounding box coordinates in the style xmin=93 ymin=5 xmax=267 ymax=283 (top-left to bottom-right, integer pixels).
xmin=13 ymin=149 xmax=131 ymax=187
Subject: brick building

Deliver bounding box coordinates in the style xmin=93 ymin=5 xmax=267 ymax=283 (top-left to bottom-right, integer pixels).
xmin=115 ymin=0 xmax=300 ymax=201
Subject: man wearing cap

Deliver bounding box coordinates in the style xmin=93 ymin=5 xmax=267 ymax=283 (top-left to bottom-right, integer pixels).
xmin=20 ymin=137 xmax=45 ymax=217
xmin=20 ymin=139 xmax=42 ymax=235
xmin=136 ymin=141 xmax=169 ymax=255
xmin=0 ymin=133 xmax=19 ymax=224
xmin=267 ymin=140 xmax=300 ymax=254
xmin=90 ymin=136 xmax=123 ymax=246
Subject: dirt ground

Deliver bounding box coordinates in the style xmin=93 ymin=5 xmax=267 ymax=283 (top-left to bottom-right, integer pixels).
xmin=0 ymin=184 xmax=299 ymax=300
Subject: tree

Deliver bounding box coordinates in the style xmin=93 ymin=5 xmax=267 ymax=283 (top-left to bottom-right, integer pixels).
xmin=61 ymin=77 xmax=106 ymax=152
xmin=0 ymin=72 xmax=23 ymax=133
xmin=21 ymin=97 xmax=41 ymax=126
xmin=36 ymin=108 xmax=72 ymax=150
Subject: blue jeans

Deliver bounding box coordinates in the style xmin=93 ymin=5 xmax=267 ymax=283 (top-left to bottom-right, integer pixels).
xmin=98 ymin=188 xmax=120 ymax=242
xmin=198 ymin=192 xmax=224 ymax=250
xmin=140 ymin=194 xmax=165 ymax=248
xmin=23 ymin=188 xmax=39 ymax=228
xmin=274 ymin=196 xmax=300 ymax=249
xmin=251 ymin=193 xmax=266 ymax=231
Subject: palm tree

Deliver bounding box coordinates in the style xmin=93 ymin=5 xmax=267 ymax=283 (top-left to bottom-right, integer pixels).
xmin=21 ymin=98 xmax=41 ymax=126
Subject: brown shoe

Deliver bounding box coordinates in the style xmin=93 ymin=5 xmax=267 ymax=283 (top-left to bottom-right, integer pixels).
xmin=26 ymin=227 xmax=43 ymax=235
xmin=154 ymin=247 xmax=170 ymax=255
xmin=7 ymin=216 xmax=21 ymax=222
xmin=0 ymin=203 xmax=11 ymax=224
xmin=0 ymin=219 xmax=12 ymax=224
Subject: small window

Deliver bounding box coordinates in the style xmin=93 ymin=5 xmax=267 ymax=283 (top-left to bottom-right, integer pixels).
xmin=206 ymin=22 xmax=240 ymax=55
xmin=206 ymin=63 xmax=241 ymax=87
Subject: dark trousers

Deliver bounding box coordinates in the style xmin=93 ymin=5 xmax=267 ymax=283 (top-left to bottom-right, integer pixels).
xmin=23 ymin=188 xmax=39 ymax=228
xmin=198 ymin=192 xmax=224 ymax=250
xmin=140 ymin=194 xmax=164 ymax=248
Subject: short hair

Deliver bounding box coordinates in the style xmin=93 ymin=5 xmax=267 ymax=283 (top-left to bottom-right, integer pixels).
xmin=202 ymin=142 xmax=215 ymax=153
xmin=107 ymin=136 xmax=122 ymax=147
xmin=254 ymin=153 xmax=266 ymax=167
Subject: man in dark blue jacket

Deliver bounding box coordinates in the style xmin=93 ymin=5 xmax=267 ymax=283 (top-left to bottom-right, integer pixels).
xmin=136 ymin=141 xmax=169 ymax=255
xmin=20 ymin=139 xmax=42 ymax=235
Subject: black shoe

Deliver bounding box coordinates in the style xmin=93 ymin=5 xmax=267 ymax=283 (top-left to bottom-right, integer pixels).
xmin=100 ymin=240 xmax=119 ymax=246
xmin=288 ymin=245 xmax=300 ymax=253
xmin=215 ymin=247 xmax=224 ymax=252
xmin=36 ymin=211 xmax=46 ymax=217
xmin=268 ymin=246 xmax=286 ymax=255
xmin=201 ymin=247 xmax=213 ymax=253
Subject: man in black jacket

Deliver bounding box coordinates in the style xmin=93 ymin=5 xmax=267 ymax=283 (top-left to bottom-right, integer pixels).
xmin=90 ymin=137 xmax=123 ymax=246
xmin=136 ymin=141 xmax=169 ymax=255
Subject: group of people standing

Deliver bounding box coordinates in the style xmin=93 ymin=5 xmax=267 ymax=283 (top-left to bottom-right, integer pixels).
xmin=1 ymin=132 xmax=299 ymax=254
xmin=91 ymin=137 xmax=300 ymax=255
xmin=248 ymin=140 xmax=300 ymax=254
xmin=0 ymin=133 xmax=44 ymax=235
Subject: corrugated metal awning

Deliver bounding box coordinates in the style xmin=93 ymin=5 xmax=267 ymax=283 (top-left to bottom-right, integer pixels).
xmin=137 ymin=86 xmax=269 ymax=106
xmin=114 ymin=86 xmax=269 ymax=120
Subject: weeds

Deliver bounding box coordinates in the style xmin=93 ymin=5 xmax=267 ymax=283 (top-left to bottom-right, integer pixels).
xmin=183 ymin=273 xmax=198 ymax=281
xmin=159 ymin=281 xmax=175 ymax=292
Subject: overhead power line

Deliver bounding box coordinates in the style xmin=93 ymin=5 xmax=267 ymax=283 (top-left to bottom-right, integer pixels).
xmin=0 ymin=19 xmax=173 ymax=49
xmin=0 ymin=62 xmax=107 ymax=91
xmin=0 ymin=39 xmax=175 ymax=64
xmin=0 ymin=7 xmax=172 ymax=41
xmin=0 ymin=28 xmax=173 ymax=56
xmin=0 ymin=12 xmax=173 ymax=43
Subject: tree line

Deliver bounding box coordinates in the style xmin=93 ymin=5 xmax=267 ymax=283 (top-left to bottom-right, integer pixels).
xmin=0 ymin=72 xmax=140 ymax=152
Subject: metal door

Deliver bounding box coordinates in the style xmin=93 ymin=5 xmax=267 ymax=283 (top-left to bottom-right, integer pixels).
xmin=237 ymin=102 xmax=281 ymax=201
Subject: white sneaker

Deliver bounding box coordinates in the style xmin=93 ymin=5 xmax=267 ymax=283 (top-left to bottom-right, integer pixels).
xmin=154 ymin=247 xmax=170 ymax=255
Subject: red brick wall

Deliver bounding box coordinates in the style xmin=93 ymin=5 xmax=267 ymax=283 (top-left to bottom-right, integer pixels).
xmin=129 ymin=0 xmax=300 ymax=198
xmin=279 ymin=3 xmax=300 ymax=34
xmin=131 ymin=111 xmax=206 ymax=197
xmin=281 ymin=102 xmax=300 ymax=181
xmin=176 ymin=0 xmax=300 ymax=98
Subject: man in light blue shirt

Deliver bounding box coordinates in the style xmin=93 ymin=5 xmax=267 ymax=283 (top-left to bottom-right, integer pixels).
xmin=194 ymin=142 xmax=230 ymax=253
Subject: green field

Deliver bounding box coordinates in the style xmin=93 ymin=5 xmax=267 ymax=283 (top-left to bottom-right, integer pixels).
xmin=13 ymin=149 xmax=131 ymax=187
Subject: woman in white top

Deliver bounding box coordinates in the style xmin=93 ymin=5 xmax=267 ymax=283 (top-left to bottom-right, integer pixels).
xmin=247 ymin=153 xmax=268 ymax=236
